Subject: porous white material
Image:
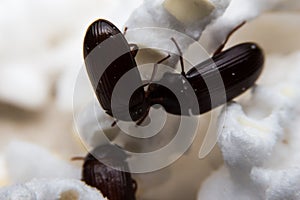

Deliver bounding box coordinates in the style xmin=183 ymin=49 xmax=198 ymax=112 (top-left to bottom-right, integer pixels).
xmin=75 ymin=100 xmax=119 ymax=148
xmin=201 ymin=0 xmax=300 ymax=54
xmin=4 ymin=141 xmax=81 ymax=183
xmin=0 ymin=179 xmax=106 ymax=200
xmin=0 ymin=0 xmax=140 ymax=111
xmin=0 ymin=64 xmax=50 ymax=110
xmin=124 ymin=0 xmax=231 ymax=68
xmin=198 ymin=51 xmax=300 ymax=199
xmin=251 ymin=168 xmax=300 ymax=200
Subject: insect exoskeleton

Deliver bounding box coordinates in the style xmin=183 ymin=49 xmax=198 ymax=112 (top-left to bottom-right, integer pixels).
xmin=82 ymin=144 xmax=137 ymax=200
xmin=147 ymin=42 xmax=264 ymax=115
xmin=83 ymin=19 xmax=148 ymax=122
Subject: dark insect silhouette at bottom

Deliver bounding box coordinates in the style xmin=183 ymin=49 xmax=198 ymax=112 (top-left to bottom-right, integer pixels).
xmin=73 ymin=145 xmax=137 ymax=200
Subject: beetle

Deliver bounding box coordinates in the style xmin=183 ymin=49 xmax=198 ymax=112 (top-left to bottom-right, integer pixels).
xmin=83 ymin=19 xmax=264 ymax=124
xmin=84 ymin=19 xmax=147 ymax=122
xmin=147 ymin=41 xmax=264 ymax=115
xmin=81 ymin=144 xmax=137 ymax=200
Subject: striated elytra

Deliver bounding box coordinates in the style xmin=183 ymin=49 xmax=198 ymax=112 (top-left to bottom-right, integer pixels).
xmin=82 ymin=145 xmax=137 ymax=200
xmin=83 ymin=19 xmax=147 ymax=122
xmin=148 ymin=42 xmax=264 ymax=115
xmin=83 ymin=19 xmax=264 ymax=123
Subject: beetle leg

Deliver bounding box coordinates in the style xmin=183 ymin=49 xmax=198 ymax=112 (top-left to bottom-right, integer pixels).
xmin=213 ymin=21 xmax=246 ymax=56
xmin=129 ymin=43 xmax=139 ymax=58
xmin=141 ymin=54 xmax=171 ymax=87
xmin=135 ymin=107 xmax=150 ymax=126
xmin=149 ymin=54 xmax=171 ymax=83
xmin=171 ymin=37 xmax=186 ymax=77
xmin=71 ymin=157 xmax=85 ymax=161
xmin=111 ymin=119 xmax=119 ymax=127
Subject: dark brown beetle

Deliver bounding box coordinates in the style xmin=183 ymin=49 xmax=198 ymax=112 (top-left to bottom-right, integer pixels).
xmin=84 ymin=19 xmax=147 ymax=122
xmin=82 ymin=145 xmax=137 ymax=200
xmin=147 ymin=42 xmax=264 ymax=115
xmin=84 ymin=19 xmax=264 ymax=124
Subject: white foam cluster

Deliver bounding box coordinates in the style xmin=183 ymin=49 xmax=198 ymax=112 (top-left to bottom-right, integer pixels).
xmin=0 ymin=0 xmax=85 ymax=111
xmin=124 ymin=0 xmax=231 ymax=68
xmin=0 ymin=0 xmax=140 ymax=111
xmin=0 ymin=179 xmax=106 ymax=200
xmin=200 ymin=0 xmax=300 ymax=54
xmin=4 ymin=141 xmax=81 ymax=183
xmin=198 ymin=51 xmax=300 ymax=199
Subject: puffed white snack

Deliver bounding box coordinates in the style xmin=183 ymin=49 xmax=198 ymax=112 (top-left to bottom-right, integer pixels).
xmin=0 ymin=64 xmax=50 ymax=110
xmin=0 ymin=179 xmax=106 ymax=200
xmin=251 ymin=167 xmax=300 ymax=200
xmin=4 ymin=141 xmax=80 ymax=183
xmin=124 ymin=0 xmax=230 ymax=67
xmin=200 ymin=0 xmax=300 ymax=54
xmin=198 ymin=51 xmax=300 ymax=199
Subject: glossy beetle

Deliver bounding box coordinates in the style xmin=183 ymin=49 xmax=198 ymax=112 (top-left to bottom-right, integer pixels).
xmin=82 ymin=145 xmax=137 ymax=200
xmin=84 ymin=19 xmax=264 ymax=124
xmin=84 ymin=19 xmax=147 ymax=122
xmin=147 ymin=42 xmax=264 ymax=115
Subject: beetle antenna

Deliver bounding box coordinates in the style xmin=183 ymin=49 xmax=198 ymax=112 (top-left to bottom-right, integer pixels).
xmin=171 ymin=37 xmax=185 ymax=77
xmin=71 ymin=156 xmax=85 ymax=161
xmin=213 ymin=21 xmax=246 ymax=56
xmin=149 ymin=54 xmax=171 ymax=83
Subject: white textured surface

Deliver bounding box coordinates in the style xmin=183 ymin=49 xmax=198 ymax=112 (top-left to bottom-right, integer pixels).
xmin=200 ymin=0 xmax=300 ymax=54
xmin=198 ymin=51 xmax=300 ymax=200
xmin=4 ymin=141 xmax=81 ymax=183
xmin=0 ymin=0 xmax=141 ymax=111
xmin=0 ymin=179 xmax=106 ymax=200
xmin=124 ymin=0 xmax=230 ymax=68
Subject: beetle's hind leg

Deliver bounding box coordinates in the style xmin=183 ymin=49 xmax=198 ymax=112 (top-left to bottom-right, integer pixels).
xmin=140 ymin=54 xmax=171 ymax=88
xmin=149 ymin=54 xmax=171 ymax=83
